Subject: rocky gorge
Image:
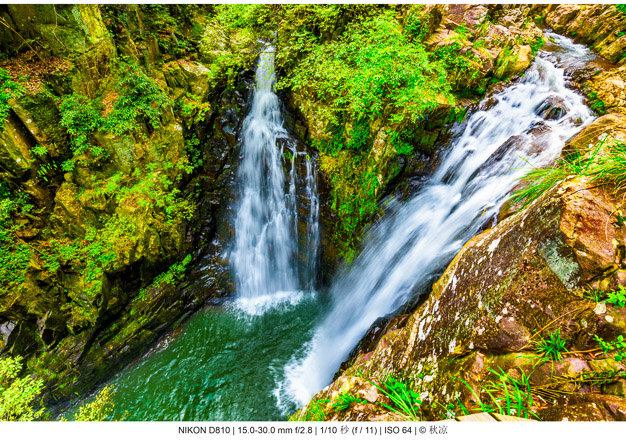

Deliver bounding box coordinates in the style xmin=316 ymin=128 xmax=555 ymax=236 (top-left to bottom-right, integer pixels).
xmin=1 ymin=4 xmax=626 ymax=422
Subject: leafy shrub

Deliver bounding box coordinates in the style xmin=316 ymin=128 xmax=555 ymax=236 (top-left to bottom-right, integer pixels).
xmin=106 ymin=61 xmax=171 ymax=134
xmin=282 ymin=10 xmax=451 ymax=127
xmin=0 ymin=356 xmax=44 ymax=421
xmin=59 ymin=94 xmax=106 ymax=170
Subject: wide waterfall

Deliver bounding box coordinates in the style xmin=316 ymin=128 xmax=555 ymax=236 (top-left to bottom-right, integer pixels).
xmin=230 ymin=46 xmax=319 ymax=314
xmin=279 ymin=47 xmax=596 ymax=406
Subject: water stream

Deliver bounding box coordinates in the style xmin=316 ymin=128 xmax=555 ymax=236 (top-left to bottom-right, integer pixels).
xmin=277 ymin=40 xmax=596 ymax=408
xmin=71 ymin=36 xmax=597 ymax=421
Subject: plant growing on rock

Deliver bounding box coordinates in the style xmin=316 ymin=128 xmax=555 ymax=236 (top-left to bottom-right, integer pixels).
xmin=535 ymin=329 xmax=568 ymax=361
xmin=606 ymin=286 xmax=626 ymax=308
xmin=457 ymin=368 xmax=537 ymax=419
xmin=289 ymin=398 xmax=330 ymax=421
xmin=106 ymin=60 xmax=171 ymax=135
xmin=331 ymin=391 xmax=366 ymax=411
xmin=595 ymin=335 xmax=626 ymax=362
xmin=368 ymin=376 xmax=422 ymax=421
xmin=506 ymin=139 xmax=606 ymax=210
xmin=72 ymin=385 xmax=116 ymax=421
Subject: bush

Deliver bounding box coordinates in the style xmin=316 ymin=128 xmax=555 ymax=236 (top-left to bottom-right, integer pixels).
xmin=281 ymin=10 xmax=451 ymax=128
xmin=0 ymin=356 xmax=44 ymax=421
xmin=106 ymin=61 xmax=171 ymax=135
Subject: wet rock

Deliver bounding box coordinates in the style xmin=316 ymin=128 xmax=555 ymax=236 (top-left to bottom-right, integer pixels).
xmin=0 ymin=113 xmax=34 ymax=179
xmin=536 ymin=96 xmax=570 ymax=120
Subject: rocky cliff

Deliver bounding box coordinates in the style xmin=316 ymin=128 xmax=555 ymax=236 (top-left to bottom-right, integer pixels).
xmin=0 ymin=5 xmax=261 ymax=407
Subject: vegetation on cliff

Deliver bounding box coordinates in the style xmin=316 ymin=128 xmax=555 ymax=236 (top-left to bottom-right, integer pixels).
xmin=3 ymin=3 xmax=626 ymax=423
xmin=0 ymin=4 xmax=247 ymax=414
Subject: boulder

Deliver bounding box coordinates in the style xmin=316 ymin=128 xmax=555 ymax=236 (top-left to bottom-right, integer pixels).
xmin=535 ymin=96 xmax=570 ymax=121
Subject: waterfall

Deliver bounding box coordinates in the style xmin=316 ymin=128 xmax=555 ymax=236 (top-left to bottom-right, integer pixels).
xmin=231 ymin=46 xmax=320 ymax=315
xmin=278 ymin=50 xmax=596 ymax=406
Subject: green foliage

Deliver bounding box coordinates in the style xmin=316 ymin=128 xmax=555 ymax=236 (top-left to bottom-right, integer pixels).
xmin=595 ymin=335 xmax=626 ymax=362
xmin=0 ymin=68 xmax=23 ymax=131
xmin=606 ymin=286 xmax=626 ymax=308
xmin=289 ymin=398 xmax=330 ymax=421
xmin=583 ymin=287 xmax=606 ymax=303
xmin=183 ymin=135 xmax=204 ymax=173
xmin=59 ymin=94 xmax=106 ymax=170
xmin=282 ymin=11 xmax=451 ymax=127
xmin=59 ymin=62 xmax=170 ymax=170
xmin=431 ymin=41 xmax=481 ymax=89
xmin=404 ymin=5 xmax=431 ymax=42
xmin=30 ymin=145 xmax=48 ymax=157
xmin=0 ymin=356 xmax=44 ymax=421
xmin=106 ymin=61 xmax=171 ymax=135
xmin=0 ymin=182 xmax=32 ymax=301
xmin=331 ymin=392 xmax=366 ymax=411
xmin=506 ymin=140 xmax=608 ymax=210
xmin=72 ymin=385 xmax=116 ymax=421
xmin=369 ymin=376 xmax=422 ymax=421
xmin=588 ymin=91 xmax=606 ymax=115
xmin=535 ymin=329 xmax=567 ymax=361
xmin=530 ymin=36 xmax=545 ymax=55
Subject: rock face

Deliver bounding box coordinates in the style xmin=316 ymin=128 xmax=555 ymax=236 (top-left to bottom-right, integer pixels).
xmin=587 ymin=67 xmax=626 ymax=115
xmin=299 ymin=106 xmax=626 ymax=422
xmin=543 ymin=5 xmax=626 ymax=63
xmin=0 ymin=5 xmax=256 ymax=407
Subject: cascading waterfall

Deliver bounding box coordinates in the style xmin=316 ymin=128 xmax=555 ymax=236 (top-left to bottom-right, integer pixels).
xmin=303 ymin=156 xmax=320 ymax=290
xmin=230 ymin=46 xmax=320 ymax=314
xmin=278 ymin=47 xmax=596 ymax=407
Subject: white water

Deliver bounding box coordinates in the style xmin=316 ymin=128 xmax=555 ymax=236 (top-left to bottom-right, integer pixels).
xmin=278 ymin=49 xmax=596 ymax=407
xmin=230 ymin=47 xmax=319 ymax=315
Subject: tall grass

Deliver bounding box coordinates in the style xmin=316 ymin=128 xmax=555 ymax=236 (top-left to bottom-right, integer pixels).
xmin=457 ymin=368 xmax=538 ymax=419
xmin=368 ymin=376 xmax=422 ymax=421
xmin=507 ymin=138 xmax=626 ymax=210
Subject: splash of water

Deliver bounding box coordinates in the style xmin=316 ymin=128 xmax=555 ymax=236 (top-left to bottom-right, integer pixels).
xmin=278 ymin=50 xmax=595 ymax=407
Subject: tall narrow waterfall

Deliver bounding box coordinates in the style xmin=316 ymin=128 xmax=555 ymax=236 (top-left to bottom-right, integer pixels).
xmin=279 ymin=50 xmax=596 ymax=406
xmin=231 ymin=46 xmax=319 ymax=314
